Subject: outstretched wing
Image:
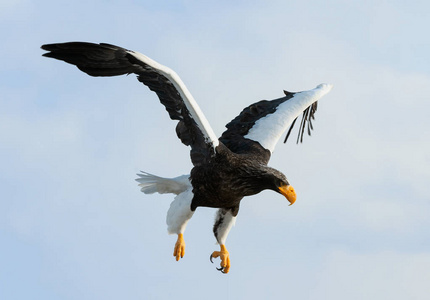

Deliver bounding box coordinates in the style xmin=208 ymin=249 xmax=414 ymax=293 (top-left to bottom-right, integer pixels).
xmin=41 ymin=42 xmax=219 ymax=166
xmin=219 ymin=84 xmax=333 ymax=164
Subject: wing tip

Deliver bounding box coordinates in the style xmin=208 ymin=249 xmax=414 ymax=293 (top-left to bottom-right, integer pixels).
xmin=316 ymin=83 xmax=334 ymax=93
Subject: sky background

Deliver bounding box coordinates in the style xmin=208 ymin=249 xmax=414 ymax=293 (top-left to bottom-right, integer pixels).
xmin=1 ymin=0 xmax=430 ymax=299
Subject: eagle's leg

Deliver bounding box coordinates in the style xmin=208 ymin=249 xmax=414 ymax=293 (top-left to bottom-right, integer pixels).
xmin=210 ymin=208 xmax=237 ymax=274
xmin=173 ymin=233 xmax=186 ymax=261
xmin=166 ymin=188 xmax=195 ymax=262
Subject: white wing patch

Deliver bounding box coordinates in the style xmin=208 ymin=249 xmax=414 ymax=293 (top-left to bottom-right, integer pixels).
xmin=244 ymin=83 xmax=333 ymax=153
xmin=129 ymin=51 xmax=219 ymax=150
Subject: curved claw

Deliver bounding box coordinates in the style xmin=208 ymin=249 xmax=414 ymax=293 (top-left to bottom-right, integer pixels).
xmin=210 ymin=244 xmax=230 ymax=274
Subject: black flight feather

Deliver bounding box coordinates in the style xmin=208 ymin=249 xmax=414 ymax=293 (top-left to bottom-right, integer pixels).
xmin=41 ymin=42 xmax=213 ymax=166
xmin=283 ymin=101 xmax=318 ymax=144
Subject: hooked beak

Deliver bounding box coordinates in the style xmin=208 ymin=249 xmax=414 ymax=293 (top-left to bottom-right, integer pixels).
xmin=278 ymin=184 xmax=296 ymax=206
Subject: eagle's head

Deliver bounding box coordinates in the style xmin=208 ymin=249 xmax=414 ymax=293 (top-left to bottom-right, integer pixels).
xmin=263 ymin=168 xmax=297 ymax=206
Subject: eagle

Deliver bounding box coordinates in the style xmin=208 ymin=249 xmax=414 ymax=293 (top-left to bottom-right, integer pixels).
xmin=41 ymin=42 xmax=332 ymax=274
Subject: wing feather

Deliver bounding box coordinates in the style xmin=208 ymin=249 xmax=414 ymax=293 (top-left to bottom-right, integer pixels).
xmin=41 ymin=42 xmax=218 ymax=166
xmin=220 ymin=84 xmax=333 ymax=161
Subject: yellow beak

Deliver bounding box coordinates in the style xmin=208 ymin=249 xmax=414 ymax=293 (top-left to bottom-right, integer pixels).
xmin=278 ymin=184 xmax=297 ymax=206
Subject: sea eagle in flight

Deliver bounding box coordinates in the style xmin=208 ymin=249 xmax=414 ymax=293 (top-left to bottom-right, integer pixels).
xmin=41 ymin=42 xmax=332 ymax=274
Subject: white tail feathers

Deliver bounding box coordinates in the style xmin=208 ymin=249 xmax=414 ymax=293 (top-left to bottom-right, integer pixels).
xmin=135 ymin=171 xmax=191 ymax=195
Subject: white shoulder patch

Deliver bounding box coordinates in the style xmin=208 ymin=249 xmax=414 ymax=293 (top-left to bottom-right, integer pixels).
xmin=244 ymin=83 xmax=333 ymax=153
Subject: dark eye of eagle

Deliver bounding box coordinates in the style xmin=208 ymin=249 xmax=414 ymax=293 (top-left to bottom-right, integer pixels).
xmin=270 ymin=171 xmax=288 ymax=188
xmin=276 ymin=178 xmax=285 ymax=187
xmin=274 ymin=178 xmax=288 ymax=190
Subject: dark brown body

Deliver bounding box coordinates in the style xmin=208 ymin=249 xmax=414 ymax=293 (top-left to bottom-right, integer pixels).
xmin=190 ymin=143 xmax=287 ymax=215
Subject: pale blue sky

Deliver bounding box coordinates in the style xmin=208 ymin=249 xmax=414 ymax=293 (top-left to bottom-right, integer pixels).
xmin=1 ymin=1 xmax=430 ymax=299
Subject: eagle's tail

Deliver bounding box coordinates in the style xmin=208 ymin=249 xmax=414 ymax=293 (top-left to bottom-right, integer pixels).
xmin=135 ymin=171 xmax=191 ymax=195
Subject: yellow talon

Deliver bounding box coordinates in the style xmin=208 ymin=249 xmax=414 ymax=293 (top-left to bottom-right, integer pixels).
xmin=210 ymin=244 xmax=230 ymax=273
xmin=173 ymin=233 xmax=185 ymax=261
